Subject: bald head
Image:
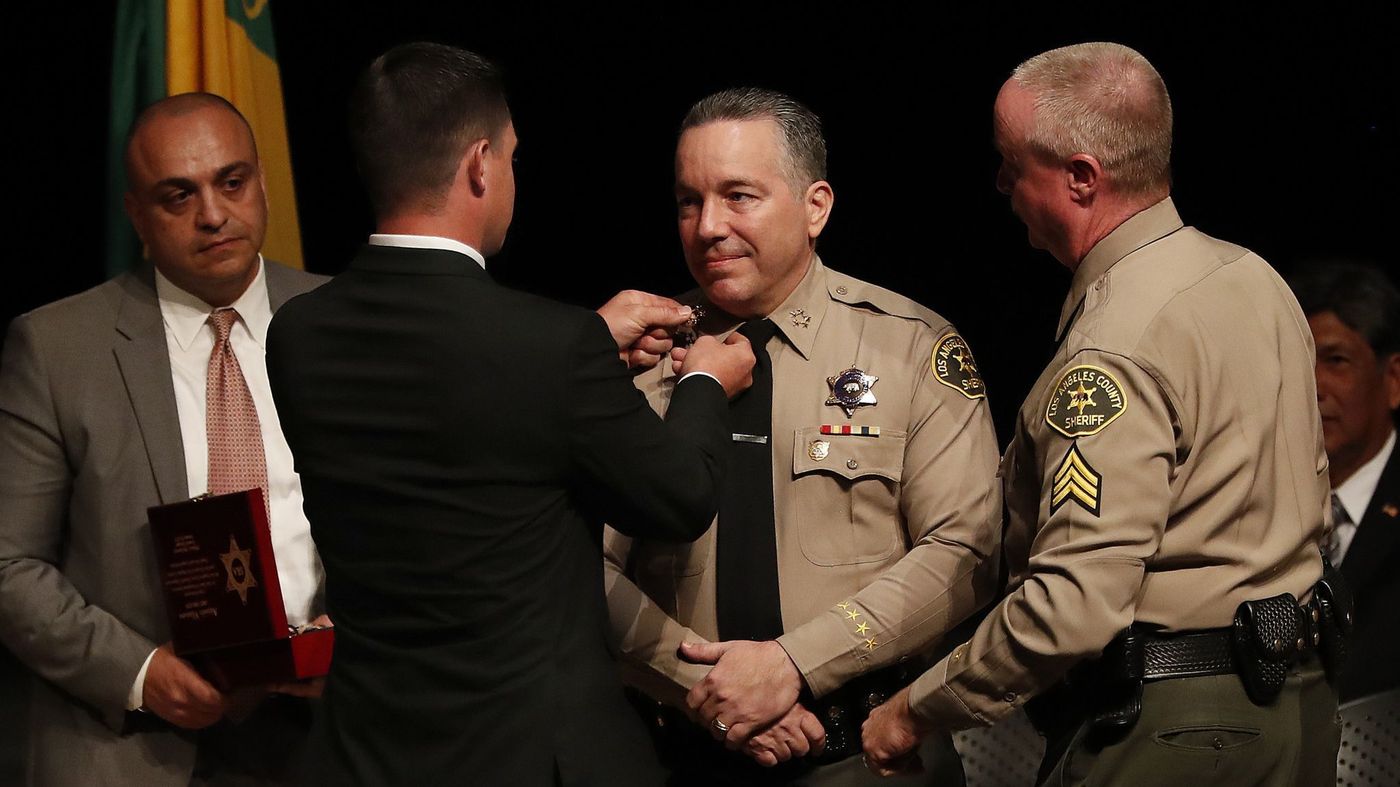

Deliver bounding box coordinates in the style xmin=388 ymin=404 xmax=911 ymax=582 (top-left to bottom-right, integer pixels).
xmin=124 ymin=93 xmax=258 ymax=186
xmin=1010 ymin=42 xmax=1172 ymax=196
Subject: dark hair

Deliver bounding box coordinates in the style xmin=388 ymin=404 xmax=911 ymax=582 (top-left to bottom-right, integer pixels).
xmin=124 ymin=93 xmax=255 ymax=185
xmin=1289 ymin=260 xmax=1400 ymax=357
xmin=681 ymin=87 xmax=827 ymax=190
xmin=349 ymin=42 xmax=510 ymax=217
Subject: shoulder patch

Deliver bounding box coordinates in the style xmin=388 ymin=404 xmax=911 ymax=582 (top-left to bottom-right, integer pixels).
xmin=1045 ymin=365 xmax=1127 ymax=437
xmin=931 ymin=332 xmax=986 ymax=400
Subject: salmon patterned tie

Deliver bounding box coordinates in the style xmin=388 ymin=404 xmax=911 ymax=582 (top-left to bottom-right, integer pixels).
xmin=206 ymin=308 xmax=268 ymax=508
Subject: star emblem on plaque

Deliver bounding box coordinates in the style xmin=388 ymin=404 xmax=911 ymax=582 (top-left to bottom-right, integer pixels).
xmin=826 ymin=368 xmax=878 ymax=418
xmin=219 ymin=535 xmax=258 ymax=605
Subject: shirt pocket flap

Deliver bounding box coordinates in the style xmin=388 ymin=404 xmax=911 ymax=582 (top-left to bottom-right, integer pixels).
xmin=792 ymin=426 xmax=907 ymax=482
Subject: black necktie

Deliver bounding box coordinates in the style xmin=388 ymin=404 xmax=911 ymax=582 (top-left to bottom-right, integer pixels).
xmin=715 ymin=319 xmax=784 ymax=641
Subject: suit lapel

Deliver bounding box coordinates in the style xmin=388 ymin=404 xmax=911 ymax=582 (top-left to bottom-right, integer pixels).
xmin=112 ymin=269 xmax=189 ymax=504
xmin=1340 ymin=445 xmax=1400 ymax=594
xmin=264 ymin=258 xmax=297 ymax=311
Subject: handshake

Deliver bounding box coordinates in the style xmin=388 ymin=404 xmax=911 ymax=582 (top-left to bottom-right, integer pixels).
xmin=596 ymin=290 xmax=755 ymax=398
xmin=677 ymin=639 xmax=936 ymax=776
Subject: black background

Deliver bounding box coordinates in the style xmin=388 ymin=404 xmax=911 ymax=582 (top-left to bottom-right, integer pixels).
xmin=6 ymin=4 xmax=1397 ymax=441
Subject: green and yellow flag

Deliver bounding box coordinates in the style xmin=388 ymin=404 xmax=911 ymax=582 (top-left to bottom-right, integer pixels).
xmin=107 ymin=0 xmax=303 ymax=277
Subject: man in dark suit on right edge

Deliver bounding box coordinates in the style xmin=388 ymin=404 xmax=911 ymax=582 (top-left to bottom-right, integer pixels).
xmin=265 ymin=43 xmax=755 ymax=785
xmin=1291 ymin=261 xmax=1400 ymax=703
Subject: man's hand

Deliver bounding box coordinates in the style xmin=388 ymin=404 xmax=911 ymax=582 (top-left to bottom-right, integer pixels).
xmin=596 ymin=290 xmax=692 ymax=368
xmin=671 ymin=333 xmax=754 ymax=398
xmin=627 ymin=327 xmax=677 ymax=370
xmin=861 ymin=686 xmax=932 ymax=777
xmin=679 ymin=639 xmax=802 ymax=746
xmin=142 ymin=643 xmax=227 ymax=729
xmin=743 ymin=703 xmax=827 ymax=767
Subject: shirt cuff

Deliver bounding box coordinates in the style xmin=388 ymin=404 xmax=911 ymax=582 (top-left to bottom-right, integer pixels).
xmin=676 ymin=371 xmax=721 ymax=388
xmin=126 ymin=648 xmax=158 ymax=711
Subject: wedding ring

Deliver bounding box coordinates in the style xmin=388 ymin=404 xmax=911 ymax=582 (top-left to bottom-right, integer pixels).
xmin=712 ymin=718 xmax=730 ymax=733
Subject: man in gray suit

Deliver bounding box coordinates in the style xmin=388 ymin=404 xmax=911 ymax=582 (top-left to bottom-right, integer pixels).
xmin=0 ymin=93 xmax=325 ymax=784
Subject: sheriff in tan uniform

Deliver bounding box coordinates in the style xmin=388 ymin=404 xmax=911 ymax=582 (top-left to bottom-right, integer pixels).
xmin=604 ymin=255 xmax=1001 ymax=782
xmin=863 ymin=43 xmax=1339 ymax=786
xmin=904 ymin=199 xmax=1336 ymax=780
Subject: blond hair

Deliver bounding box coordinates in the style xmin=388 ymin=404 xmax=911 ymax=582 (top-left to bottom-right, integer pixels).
xmin=1012 ymin=42 xmax=1172 ymax=194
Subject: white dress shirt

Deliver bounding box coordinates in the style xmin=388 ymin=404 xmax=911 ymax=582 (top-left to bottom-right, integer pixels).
xmin=369 ymin=233 xmax=487 ymax=268
xmin=1332 ymin=429 xmax=1396 ymax=566
xmin=128 ymin=258 xmax=322 ymax=709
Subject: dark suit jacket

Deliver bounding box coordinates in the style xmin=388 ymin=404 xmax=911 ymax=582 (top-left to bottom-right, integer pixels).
xmin=265 ymin=245 xmax=729 ymax=786
xmin=0 ymin=261 xmax=325 ymax=785
xmin=1338 ymin=441 xmax=1400 ymax=702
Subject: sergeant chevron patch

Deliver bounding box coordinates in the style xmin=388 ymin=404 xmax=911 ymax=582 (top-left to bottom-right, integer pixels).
xmin=1051 ymin=443 xmax=1101 ymax=516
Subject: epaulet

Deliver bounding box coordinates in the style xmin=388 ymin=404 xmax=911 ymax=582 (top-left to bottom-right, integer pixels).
xmin=825 ymin=269 xmax=950 ymax=334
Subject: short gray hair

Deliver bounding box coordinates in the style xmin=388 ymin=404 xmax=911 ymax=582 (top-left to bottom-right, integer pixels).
xmin=681 ymin=87 xmax=827 ymax=192
xmin=1012 ymin=42 xmax=1172 ymax=195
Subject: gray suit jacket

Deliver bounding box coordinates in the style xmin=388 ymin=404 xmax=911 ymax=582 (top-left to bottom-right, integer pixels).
xmin=0 ymin=261 xmax=325 ymax=785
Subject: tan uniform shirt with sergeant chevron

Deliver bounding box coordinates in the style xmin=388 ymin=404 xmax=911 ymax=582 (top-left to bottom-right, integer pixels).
xmin=604 ymin=256 xmax=1001 ymax=707
xmin=907 ymin=198 xmax=1330 ymax=727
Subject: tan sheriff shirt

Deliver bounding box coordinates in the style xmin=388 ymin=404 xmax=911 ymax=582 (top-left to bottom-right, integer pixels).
xmin=604 ymin=256 xmax=1002 ymax=707
xmin=907 ymin=198 xmax=1329 ymax=727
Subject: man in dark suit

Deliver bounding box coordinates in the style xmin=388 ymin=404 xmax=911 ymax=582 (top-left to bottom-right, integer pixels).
xmin=1291 ymin=261 xmax=1400 ymax=703
xmin=265 ymin=43 xmax=754 ymax=786
xmin=0 ymin=94 xmax=326 ymax=784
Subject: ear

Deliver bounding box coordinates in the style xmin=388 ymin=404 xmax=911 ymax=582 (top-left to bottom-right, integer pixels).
xmin=1066 ymin=153 xmax=1104 ymax=203
xmin=463 ymin=138 xmax=491 ymax=197
xmin=804 ymin=180 xmax=834 ymax=240
xmin=1383 ymin=352 xmax=1400 ymax=411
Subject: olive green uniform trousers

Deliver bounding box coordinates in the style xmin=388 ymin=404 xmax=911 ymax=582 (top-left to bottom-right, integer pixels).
xmin=1042 ymin=654 xmax=1338 ymax=786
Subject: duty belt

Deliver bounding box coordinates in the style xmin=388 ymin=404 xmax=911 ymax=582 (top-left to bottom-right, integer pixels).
xmin=1027 ymin=572 xmax=1353 ymax=744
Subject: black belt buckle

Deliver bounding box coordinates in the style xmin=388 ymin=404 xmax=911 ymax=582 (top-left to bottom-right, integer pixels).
xmin=1230 ymin=592 xmax=1299 ymax=704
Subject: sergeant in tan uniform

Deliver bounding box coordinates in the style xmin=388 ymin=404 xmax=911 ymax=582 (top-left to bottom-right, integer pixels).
xmin=604 ymin=88 xmax=1002 ymax=785
xmin=862 ymin=43 xmax=1341 ymax=786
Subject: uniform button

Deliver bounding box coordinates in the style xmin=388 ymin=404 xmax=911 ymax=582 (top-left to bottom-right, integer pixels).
xmin=1272 ymin=638 xmax=1282 ymax=653
xmin=1003 ymin=691 xmax=1017 ymax=703
xmin=1212 ymin=736 xmax=1224 ymax=750
xmin=847 ymin=459 xmax=859 ymax=470
xmin=1311 ymin=608 xmax=1320 ymax=623
xmin=1296 ymin=637 xmax=1305 ymax=651
xmin=836 ymin=286 xmax=848 ymax=295
xmin=1313 ymin=631 xmax=1321 ymax=646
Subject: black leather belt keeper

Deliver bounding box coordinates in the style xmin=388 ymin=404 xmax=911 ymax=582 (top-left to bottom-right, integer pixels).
xmin=1314 ymin=555 xmax=1354 ymax=681
xmin=805 ymin=659 xmax=921 ymax=764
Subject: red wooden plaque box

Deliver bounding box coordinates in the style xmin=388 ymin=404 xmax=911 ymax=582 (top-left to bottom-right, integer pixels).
xmin=148 ymin=489 xmax=333 ymax=690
